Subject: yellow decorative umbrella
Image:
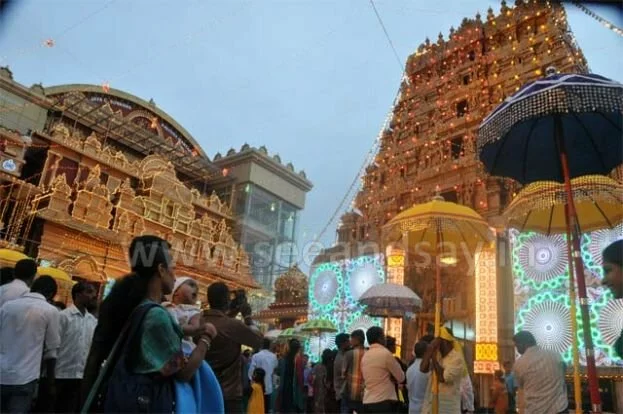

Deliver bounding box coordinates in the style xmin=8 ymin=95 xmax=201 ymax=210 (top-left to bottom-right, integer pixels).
xmin=0 ymin=249 xmax=29 ymax=266
xmin=504 ymin=175 xmax=623 ymax=414
xmin=37 ymin=266 xmax=73 ymax=283
xmin=386 ymin=196 xmax=493 ymax=253
xmin=504 ymin=175 xmax=623 ymax=234
xmin=384 ymin=195 xmax=493 ymax=414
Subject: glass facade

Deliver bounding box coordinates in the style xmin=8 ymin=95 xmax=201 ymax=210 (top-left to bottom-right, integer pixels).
xmin=234 ymin=183 xmax=300 ymax=291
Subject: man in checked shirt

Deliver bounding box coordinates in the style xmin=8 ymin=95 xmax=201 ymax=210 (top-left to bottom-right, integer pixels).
xmin=342 ymin=329 xmax=366 ymax=414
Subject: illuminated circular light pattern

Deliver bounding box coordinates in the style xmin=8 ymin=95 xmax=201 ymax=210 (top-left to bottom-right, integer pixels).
xmin=598 ymin=299 xmax=623 ymax=347
xmin=512 ymin=232 xmax=567 ymax=289
xmin=304 ymin=331 xmax=337 ymax=362
xmin=309 ymin=262 xmax=342 ymax=311
xmin=512 ymin=229 xmax=621 ymax=368
xmin=345 ymin=313 xmax=382 ymax=347
xmin=308 ymin=254 xmax=386 ymax=359
xmin=305 ymin=332 xmax=337 ymax=362
xmin=345 ymin=313 xmax=381 ymax=333
xmin=345 ymin=256 xmax=385 ymax=302
xmin=308 ymin=312 xmax=340 ymax=329
xmin=583 ymin=224 xmax=623 ymax=279
xmin=516 ymin=292 xmax=573 ymax=357
xmin=584 ymin=294 xmax=623 ymax=364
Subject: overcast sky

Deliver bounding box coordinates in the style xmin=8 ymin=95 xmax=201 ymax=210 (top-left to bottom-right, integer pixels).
xmin=1 ymin=1 xmax=621 ymax=269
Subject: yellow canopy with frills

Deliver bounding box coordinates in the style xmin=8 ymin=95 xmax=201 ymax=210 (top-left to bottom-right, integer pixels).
xmin=37 ymin=266 xmax=73 ymax=283
xmin=384 ymin=196 xmax=493 ymax=414
xmin=383 ymin=196 xmax=493 ymax=254
xmin=0 ymin=249 xmax=29 ymax=265
xmin=504 ymin=175 xmax=623 ymax=234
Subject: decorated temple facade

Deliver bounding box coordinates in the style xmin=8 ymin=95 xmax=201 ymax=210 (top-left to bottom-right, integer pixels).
xmin=0 ymin=68 xmax=257 ymax=302
xmin=330 ymin=0 xmax=588 ymax=360
xmin=253 ymin=266 xmax=308 ymax=329
xmin=319 ymin=3 xmax=623 ymax=407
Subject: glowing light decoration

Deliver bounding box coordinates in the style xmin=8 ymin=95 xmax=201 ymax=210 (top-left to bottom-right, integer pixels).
xmin=103 ymin=278 xmax=116 ymax=299
xmin=594 ymin=299 xmax=623 ymax=366
xmin=387 ymin=255 xmax=405 ymax=267
xmin=307 ymin=332 xmax=337 ymax=358
xmin=584 ymin=293 xmax=623 ymax=366
xmin=309 ymin=262 xmax=342 ymax=312
xmin=345 ymin=256 xmax=385 ymax=302
xmin=385 ymin=247 xmax=405 ymax=351
xmin=516 ymin=292 xmax=574 ymax=358
xmin=345 ymin=313 xmax=382 ymax=346
xmin=512 ymin=232 xmax=568 ymax=289
xmin=597 ymin=299 xmax=623 ymax=348
xmin=307 ymin=254 xmax=385 ymax=361
xmin=510 ymin=228 xmax=622 ymax=367
xmin=474 ymin=244 xmax=499 ymax=374
xmin=582 ymin=224 xmax=623 ymax=279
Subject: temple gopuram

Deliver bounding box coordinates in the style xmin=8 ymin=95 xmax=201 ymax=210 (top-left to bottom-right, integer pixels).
xmin=316 ymin=2 xmax=621 ymax=407
xmin=0 ymin=68 xmax=257 ymax=302
xmin=332 ymin=0 xmax=588 ymax=355
xmin=254 ymin=266 xmax=308 ymax=329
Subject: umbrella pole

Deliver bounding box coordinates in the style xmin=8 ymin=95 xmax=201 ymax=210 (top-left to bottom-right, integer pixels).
xmin=565 ymin=204 xmax=583 ymax=414
xmin=318 ymin=334 xmax=322 ymax=360
xmin=555 ymin=117 xmax=601 ymax=413
xmin=432 ymin=224 xmax=442 ymax=414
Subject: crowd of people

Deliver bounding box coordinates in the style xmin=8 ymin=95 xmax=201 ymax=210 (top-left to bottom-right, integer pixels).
xmin=0 ymin=235 xmax=620 ymax=414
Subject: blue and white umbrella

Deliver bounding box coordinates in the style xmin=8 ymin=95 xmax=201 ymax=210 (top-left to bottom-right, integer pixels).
xmin=478 ymin=72 xmax=622 ymax=184
xmin=359 ymin=283 xmax=422 ymax=317
xmin=477 ymin=70 xmax=623 ymax=412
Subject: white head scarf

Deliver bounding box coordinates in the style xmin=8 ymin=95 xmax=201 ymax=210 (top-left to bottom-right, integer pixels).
xmin=164 ymin=276 xmax=193 ymax=303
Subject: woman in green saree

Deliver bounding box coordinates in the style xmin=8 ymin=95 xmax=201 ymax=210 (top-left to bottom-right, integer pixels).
xmin=81 ymin=235 xmax=216 ymax=412
xmin=276 ymin=339 xmax=305 ymax=414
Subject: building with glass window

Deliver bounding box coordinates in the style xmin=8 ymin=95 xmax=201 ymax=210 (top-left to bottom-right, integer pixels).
xmin=211 ymin=145 xmax=312 ymax=292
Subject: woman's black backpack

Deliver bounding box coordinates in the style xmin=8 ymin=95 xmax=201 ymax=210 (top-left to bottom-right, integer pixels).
xmin=83 ymin=302 xmax=175 ymax=413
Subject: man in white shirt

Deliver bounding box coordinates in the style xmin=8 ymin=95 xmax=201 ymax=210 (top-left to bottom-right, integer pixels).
xmin=420 ymin=327 xmax=467 ymax=414
xmin=0 ymin=259 xmax=37 ymax=307
xmin=0 ymin=275 xmax=60 ymax=413
xmin=53 ymin=281 xmax=98 ymax=413
xmin=406 ymin=341 xmax=430 ymax=414
xmin=0 ymin=267 xmax=15 ymax=285
xmin=249 ymin=338 xmax=278 ymax=413
xmin=512 ymin=331 xmax=568 ymax=414
xmin=361 ymin=326 xmax=405 ymax=413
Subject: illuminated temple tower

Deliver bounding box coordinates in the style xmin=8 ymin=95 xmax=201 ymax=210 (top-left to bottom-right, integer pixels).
xmin=312 ymin=0 xmax=623 ymax=405
xmin=349 ymin=0 xmax=586 ymax=354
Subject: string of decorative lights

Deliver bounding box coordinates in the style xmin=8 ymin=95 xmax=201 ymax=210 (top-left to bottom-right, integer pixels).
xmin=369 ymin=0 xmax=404 ymax=73
xmin=340 ymin=1 xmax=599 ymax=237
xmin=571 ymin=1 xmax=623 ymax=37
xmin=2 ymin=231 xmax=255 ymax=289
xmin=0 ymin=146 xmax=229 ymax=189
xmin=311 ymin=81 xmax=404 ymax=244
xmin=55 ymin=0 xmax=118 ymax=39
xmin=0 ymin=0 xmax=117 ymax=64
xmin=0 ymin=196 xmax=251 ymax=267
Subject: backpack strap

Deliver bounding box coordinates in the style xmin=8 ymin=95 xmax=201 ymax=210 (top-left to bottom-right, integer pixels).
xmin=122 ymin=302 xmax=160 ymax=367
xmin=81 ymin=302 xmax=159 ymax=413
